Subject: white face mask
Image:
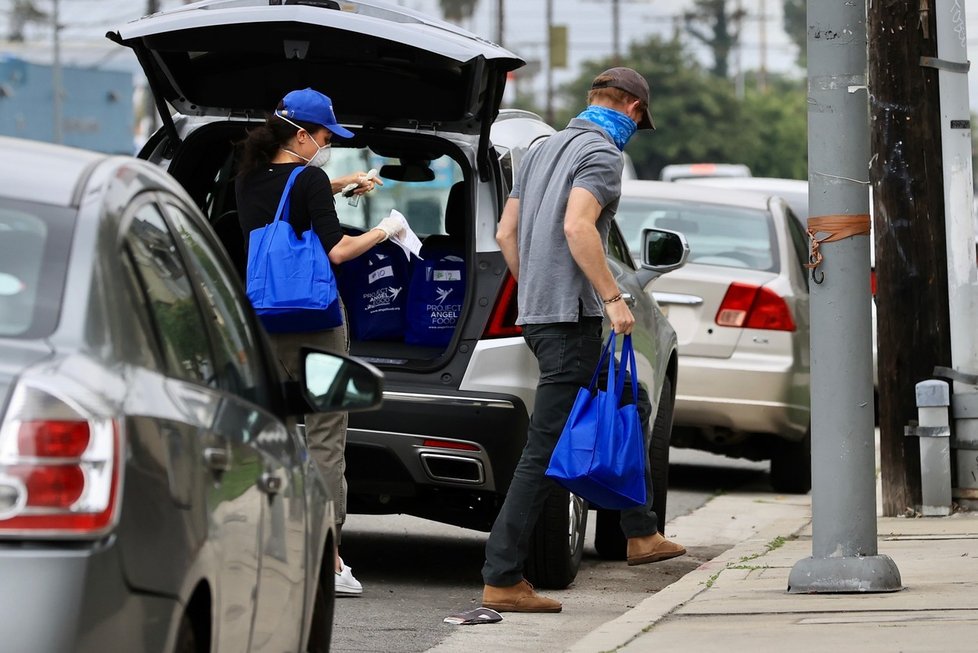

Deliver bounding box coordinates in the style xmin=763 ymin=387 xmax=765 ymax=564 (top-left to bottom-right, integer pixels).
xmin=307 ymin=141 xmax=331 ymax=170
xmin=277 ymin=113 xmax=332 ymax=170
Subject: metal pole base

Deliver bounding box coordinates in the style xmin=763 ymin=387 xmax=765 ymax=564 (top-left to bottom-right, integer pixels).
xmin=787 ymin=555 xmax=903 ymax=594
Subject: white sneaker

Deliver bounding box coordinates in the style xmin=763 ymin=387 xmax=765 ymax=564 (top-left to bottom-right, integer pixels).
xmin=335 ymin=563 xmax=363 ymax=597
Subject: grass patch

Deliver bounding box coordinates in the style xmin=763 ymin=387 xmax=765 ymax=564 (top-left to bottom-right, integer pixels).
xmin=702 ymin=533 xmax=792 ymax=589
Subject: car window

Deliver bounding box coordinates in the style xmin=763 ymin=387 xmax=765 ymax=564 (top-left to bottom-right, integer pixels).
xmin=125 ymin=202 xmax=215 ymax=386
xmin=0 ymin=199 xmax=75 ymax=338
xmin=163 ymin=201 xmax=272 ymax=406
xmin=329 ymin=147 xmax=464 ymax=237
xmin=616 ymin=198 xmax=779 ymax=273
xmin=607 ymin=221 xmax=636 ymax=270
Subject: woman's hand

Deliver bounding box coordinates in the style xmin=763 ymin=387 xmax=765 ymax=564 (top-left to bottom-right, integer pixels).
xmin=332 ymin=171 xmax=383 ymax=196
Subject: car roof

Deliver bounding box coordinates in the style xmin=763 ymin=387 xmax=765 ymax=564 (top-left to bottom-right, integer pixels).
xmin=659 ymin=163 xmax=752 ymax=181
xmin=675 ymin=177 xmax=808 ymax=218
xmin=0 ymin=136 xmax=107 ymax=207
xmin=621 ymin=179 xmax=774 ymax=212
xmin=676 ymin=176 xmax=806 ymax=193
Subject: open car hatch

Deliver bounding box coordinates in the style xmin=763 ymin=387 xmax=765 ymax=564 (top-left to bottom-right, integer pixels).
xmin=108 ymin=0 xmax=523 ymax=149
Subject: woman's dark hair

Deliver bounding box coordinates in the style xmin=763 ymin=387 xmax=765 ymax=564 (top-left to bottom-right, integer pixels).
xmin=236 ymin=100 xmax=323 ymax=176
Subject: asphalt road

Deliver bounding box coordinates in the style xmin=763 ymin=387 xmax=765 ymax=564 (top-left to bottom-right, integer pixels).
xmin=332 ymin=449 xmax=770 ymax=653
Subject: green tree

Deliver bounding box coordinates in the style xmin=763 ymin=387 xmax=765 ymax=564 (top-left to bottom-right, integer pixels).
xmin=684 ymin=0 xmax=745 ymax=78
xmin=783 ymin=0 xmax=807 ymax=68
xmin=540 ymin=36 xmax=806 ymax=180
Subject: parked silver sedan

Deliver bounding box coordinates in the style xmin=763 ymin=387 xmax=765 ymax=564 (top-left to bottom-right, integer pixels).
xmin=0 ymin=136 xmax=382 ymax=653
xmin=616 ymin=180 xmax=812 ymax=493
xmin=678 ymin=175 xmax=878 ymax=412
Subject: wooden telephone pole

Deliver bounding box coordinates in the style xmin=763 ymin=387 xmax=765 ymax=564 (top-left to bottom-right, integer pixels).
xmin=868 ymin=0 xmax=951 ymax=516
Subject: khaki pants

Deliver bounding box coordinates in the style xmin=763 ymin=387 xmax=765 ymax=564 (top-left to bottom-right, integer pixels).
xmin=269 ymin=321 xmax=350 ymax=534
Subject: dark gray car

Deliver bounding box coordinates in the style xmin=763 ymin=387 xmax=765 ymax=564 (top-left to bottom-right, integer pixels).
xmin=0 ymin=136 xmax=383 ymax=653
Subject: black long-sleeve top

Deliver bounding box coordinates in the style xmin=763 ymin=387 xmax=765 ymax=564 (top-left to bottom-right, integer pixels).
xmin=235 ymin=162 xmax=343 ymax=254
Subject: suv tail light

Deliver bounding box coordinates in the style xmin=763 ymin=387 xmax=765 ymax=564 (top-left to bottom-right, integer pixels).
xmin=0 ymin=384 xmax=121 ymax=537
xmin=716 ymin=282 xmax=796 ymax=332
xmin=483 ymin=272 xmax=523 ymax=338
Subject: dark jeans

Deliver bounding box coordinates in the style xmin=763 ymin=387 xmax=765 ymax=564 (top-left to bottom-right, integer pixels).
xmin=482 ymin=317 xmax=659 ymax=587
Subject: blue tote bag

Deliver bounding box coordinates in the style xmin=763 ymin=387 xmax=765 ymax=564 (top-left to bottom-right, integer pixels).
xmin=545 ymin=332 xmax=647 ymax=510
xmin=246 ymin=167 xmax=342 ymax=334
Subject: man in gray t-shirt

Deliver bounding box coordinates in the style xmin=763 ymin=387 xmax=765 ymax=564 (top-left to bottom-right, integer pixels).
xmin=481 ymin=67 xmax=686 ymax=614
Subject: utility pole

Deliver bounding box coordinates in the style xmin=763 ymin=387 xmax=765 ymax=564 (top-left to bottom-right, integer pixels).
xmin=787 ymin=0 xmax=902 ymax=593
xmin=545 ymin=0 xmax=553 ymax=125
xmin=758 ymin=0 xmax=767 ymax=92
xmin=934 ymin=0 xmax=977 ymax=509
xmin=868 ymin=1 xmax=952 ymax=515
xmin=496 ymin=0 xmax=504 ymax=47
xmin=734 ymin=0 xmax=744 ymax=99
xmin=611 ymin=0 xmax=620 ymax=65
xmin=51 ymin=0 xmax=63 ymax=144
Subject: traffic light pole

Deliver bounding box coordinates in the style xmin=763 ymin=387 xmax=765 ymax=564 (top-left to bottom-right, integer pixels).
xmin=787 ymin=0 xmax=902 ymax=593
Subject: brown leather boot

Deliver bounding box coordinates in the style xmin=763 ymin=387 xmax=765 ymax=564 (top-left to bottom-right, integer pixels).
xmin=482 ymin=579 xmax=562 ymax=613
xmin=626 ymin=532 xmax=687 ymax=566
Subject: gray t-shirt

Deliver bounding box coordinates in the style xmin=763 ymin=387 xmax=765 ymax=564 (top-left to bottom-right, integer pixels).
xmin=510 ymin=118 xmax=623 ymax=325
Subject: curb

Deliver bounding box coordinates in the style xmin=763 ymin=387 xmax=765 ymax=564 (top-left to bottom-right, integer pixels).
xmin=565 ymin=515 xmax=813 ymax=653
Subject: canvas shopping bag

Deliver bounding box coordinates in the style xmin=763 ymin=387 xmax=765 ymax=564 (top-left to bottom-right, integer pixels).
xmin=246 ymin=167 xmax=342 ymax=333
xmin=545 ymin=331 xmax=647 ymax=510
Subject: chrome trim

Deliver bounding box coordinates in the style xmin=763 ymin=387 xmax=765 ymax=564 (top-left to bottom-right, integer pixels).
xmin=382 ymin=391 xmax=515 ymax=409
xmin=652 ymin=292 xmax=704 ymax=306
xmin=419 ymin=453 xmax=486 ymax=485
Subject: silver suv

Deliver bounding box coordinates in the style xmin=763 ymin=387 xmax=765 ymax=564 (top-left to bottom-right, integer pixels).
xmin=111 ymin=0 xmax=686 ymax=588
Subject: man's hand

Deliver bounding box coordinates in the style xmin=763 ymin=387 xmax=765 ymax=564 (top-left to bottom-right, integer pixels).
xmin=605 ymin=299 xmax=635 ymax=335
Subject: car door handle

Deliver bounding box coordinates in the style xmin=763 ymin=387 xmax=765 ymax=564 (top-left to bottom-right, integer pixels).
xmin=203 ymin=447 xmax=231 ymax=473
xmin=621 ymin=292 xmax=637 ymax=307
xmin=258 ymin=471 xmax=283 ymax=496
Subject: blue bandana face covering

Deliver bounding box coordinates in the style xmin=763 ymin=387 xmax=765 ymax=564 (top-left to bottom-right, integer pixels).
xmin=576 ymin=105 xmax=638 ymax=151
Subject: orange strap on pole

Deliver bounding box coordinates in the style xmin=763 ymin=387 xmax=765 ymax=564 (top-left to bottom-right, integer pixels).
xmin=805 ymin=214 xmax=872 ymax=271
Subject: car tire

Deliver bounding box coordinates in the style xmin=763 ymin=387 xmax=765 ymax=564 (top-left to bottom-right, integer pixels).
xmin=524 ymin=487 xmax=588 ymax=589
xmin=593 ymin=376 xmax=674 ymax=561
xmin=307 ymin=554 xmax=335 ymax=653
xmin=173 ymin=613 xmax=196 ymax=653
xmin=770 ymin=430 xmax=812 ymax=494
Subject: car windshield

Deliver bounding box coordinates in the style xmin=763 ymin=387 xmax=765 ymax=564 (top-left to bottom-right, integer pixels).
xmin=329 ymin=147 xmax=464 ymax=237
xmin=617 ymin=198 xmax=778 ymax=272
xmin=0 ymin=199 xmax=75 ymax=338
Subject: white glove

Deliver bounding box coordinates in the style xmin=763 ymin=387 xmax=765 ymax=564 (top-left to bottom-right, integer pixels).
xmin=374 ymin=215 xmax=405 ymax=242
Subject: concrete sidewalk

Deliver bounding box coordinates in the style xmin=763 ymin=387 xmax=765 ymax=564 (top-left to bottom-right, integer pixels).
xmin=568 ymin=494 xmax=978 ymax=652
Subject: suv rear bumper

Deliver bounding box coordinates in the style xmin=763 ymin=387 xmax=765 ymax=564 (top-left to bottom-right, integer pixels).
xmin=346 ymin=387 xmax=530 ymax=531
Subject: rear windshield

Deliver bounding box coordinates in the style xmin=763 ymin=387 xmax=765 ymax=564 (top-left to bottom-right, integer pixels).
xmin=0 ymin=199 xmax=75 ymax=338
xmin=616 ymin=199 xmax=778 ymax=272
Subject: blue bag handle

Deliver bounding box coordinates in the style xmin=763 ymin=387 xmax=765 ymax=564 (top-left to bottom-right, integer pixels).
xmin=614 ymin=334 xmax=639 ymax=403
xmin=273 ymin=167 xmax=306 ymax=225
xmin=587 ymin=331 xmax=617 ymax=392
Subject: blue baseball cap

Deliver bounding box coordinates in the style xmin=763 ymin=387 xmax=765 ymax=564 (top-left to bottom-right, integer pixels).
xmin=277 ymin=88 xmax=355 ymax=139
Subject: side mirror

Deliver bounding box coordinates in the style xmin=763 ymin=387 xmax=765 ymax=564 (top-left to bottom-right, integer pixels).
xmin=300 ymin=349 xmax=383 ymax=413
xmin=641 ymin=228 xmax=689 ymax=273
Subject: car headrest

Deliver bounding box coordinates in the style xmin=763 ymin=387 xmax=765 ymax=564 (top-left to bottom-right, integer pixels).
xmin=444 ymin=181 xmax=466 ymax=238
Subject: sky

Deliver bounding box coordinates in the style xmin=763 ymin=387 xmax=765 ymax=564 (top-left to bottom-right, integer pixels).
xmin=1 ymin=0 xmax=977 ymax=111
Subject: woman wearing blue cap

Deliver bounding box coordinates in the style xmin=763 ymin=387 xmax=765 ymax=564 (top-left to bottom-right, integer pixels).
xmin=235 ymin=87 xmax=402 ymax=597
